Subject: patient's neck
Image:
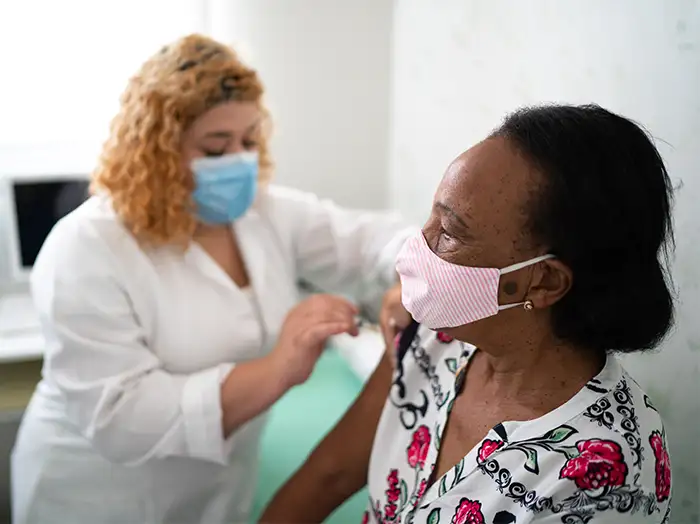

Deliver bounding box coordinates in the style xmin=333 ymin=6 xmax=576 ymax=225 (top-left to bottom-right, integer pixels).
xmin=472 ymin=336 xmax=605 ymax=405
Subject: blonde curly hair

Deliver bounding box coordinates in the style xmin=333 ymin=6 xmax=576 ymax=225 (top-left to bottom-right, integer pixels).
xmin=91 ymin=34 xmax=273 ymax=246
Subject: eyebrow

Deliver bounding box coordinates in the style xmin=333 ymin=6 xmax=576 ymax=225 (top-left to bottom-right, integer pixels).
xmin=435 ymin=201 xmax=470 ymax=230
xmin=201 ymin=120 xmax=262 ymax=141
xmin=202 ymin=131 xmax=233 ymax=139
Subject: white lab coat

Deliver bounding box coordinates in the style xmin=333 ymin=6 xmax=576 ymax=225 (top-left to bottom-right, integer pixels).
xmin=11 ymin=185 xmax=413 ymax=524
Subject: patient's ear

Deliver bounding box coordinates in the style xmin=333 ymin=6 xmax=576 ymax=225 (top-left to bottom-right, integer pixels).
xmin=527 ymin=259 xmax=572 ymax=309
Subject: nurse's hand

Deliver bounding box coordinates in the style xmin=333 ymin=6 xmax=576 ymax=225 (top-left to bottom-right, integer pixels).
xmin=379 ymin=282 xmax=411 ymax=367
xmin=272 ymin=294 xmax=359 ymax=387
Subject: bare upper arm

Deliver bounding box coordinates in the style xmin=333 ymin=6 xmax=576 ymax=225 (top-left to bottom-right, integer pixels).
xmin=259 ymin=350 xmax=394 ymax=523
xmin=310 ymin=349 xmax=393 ymax=481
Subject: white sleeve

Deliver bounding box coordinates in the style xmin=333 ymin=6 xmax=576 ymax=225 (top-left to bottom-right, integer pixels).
xmin=266 ymin=186 xmax=417 ymax=317
xmin=31 ymin=218 xmax=233 ymax=466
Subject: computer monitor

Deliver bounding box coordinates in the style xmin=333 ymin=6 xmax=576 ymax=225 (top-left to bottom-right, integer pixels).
xmin=0 ymin=174 xmax=90 ymax=283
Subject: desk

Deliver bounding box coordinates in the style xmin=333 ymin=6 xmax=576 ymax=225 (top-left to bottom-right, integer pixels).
xmin=0 ymin=332 xmax=43 ymax=364
xmin=0 ymin=358 xmax=42 ymax=522
xmin=0 ymin=359 xmax=42 ymax=410
xmin=0 ymin=330 xmax=385 ymax=370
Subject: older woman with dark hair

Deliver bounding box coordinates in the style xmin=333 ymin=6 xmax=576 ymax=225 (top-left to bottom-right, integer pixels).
xmin=261 ymin=104 xmax=675 ymax=524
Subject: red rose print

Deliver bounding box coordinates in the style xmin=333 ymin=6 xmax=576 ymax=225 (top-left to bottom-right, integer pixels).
xmin=415 ymin=479 xmax=427 ymax=501
xmin=387 ymin=469 xmax=399 ymax=486
xmin=477 ymin=439 xmax=505 ymax=463
xmin=361 ymin=511 xmax=369 ymax=524
xmin=384 ymin=469 xmax=401 ymax=520
xmin=436 ymin=331 xmax=454 ymax=343
xmin=386 ymin=488 xmax=400 ymax=503
xmin=649 ymin=431 xmax=671 ymax=502
xmin=407 ymin=425 xmax=431 ymax=469
xmin=559 ymin=439 xmax=628 ymax=490
xmin=451 ymin=497 xmax=485 ymax=524
xmin=394 ymin=332 xmax=402 ymax=349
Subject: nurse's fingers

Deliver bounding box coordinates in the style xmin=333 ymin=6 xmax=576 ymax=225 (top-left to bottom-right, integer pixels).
xmin=300 ymin=294 xmax=358 ymax=319
xmin=308 ymin=305 xmax=356 ymax=329
xmin=304 ymin=307 xmax=359 ymax=337
xmin=310 ymin=297 xmax=359 ymax=324
xmin=302 ymin=320 xmax=356 ymax=350
xmin=317 ymin=295 xmax=359 ymax=318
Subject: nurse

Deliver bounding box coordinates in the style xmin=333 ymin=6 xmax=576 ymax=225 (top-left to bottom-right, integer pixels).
xmin=11 ymin=34 xmax=413 ymax=524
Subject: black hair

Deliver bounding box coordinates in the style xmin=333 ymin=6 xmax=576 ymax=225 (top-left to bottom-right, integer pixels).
xmin=493 ymin=104 xmax=675 ymax=354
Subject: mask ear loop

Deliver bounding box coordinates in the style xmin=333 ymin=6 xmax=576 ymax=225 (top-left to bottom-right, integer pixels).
xmin=499 ymin=254 xmax=555 ymax=275
xmin=497 ymin=254 xmax=555 ymax=311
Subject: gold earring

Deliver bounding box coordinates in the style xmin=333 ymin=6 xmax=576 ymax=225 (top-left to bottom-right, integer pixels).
xmin=523 ymin=300 xmax=534 ymax=311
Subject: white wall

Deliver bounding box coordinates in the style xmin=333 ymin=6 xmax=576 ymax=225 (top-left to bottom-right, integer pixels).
xmin=0 ymin=0 xmax=393 ymax=210
xmin=0 ymin=0 xmax=206 ymax=148
xmin=389 ymin=1 xmax=700 ymax=521
xmin=208 ymin=0 xmax=393 ymax=209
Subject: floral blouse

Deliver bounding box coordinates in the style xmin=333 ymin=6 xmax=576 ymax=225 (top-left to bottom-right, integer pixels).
xmin=363 ymin=323 xmax=672 ymax=524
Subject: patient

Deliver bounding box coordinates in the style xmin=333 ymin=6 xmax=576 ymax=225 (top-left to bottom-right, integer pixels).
xmin=260 ymin=104 xmax=674 ymax=523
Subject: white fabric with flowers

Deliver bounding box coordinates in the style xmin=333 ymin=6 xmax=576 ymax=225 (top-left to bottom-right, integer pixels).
xmin=364 ymin=325 xmax=672 ymax=524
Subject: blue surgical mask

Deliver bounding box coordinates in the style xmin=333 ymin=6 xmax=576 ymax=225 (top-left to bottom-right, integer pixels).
xmin=191 ymin=151 xmax=258 ymax=224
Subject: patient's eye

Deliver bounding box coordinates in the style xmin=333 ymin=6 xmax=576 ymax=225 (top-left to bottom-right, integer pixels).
xmin=436 ymin=229 xmax=457 ymax=251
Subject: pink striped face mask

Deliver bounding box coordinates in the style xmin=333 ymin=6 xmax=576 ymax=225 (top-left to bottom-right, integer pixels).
xmin=396 ymin=232 xmax=555 ymax=329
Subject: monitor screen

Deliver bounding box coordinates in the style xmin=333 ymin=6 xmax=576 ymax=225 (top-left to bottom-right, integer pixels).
xmin=11 ymin=179 xmax=89 ymax=268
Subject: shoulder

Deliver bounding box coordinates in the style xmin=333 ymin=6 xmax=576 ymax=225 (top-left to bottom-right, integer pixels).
xmin=251 ymin=184 xmax=327 ymax=238
xmin=574 ymin=363 xmax=670 ymax=504
xmin=253 ymin=184 xmax=412 ymax=247
xmin=256 ymin=184 xmax=330 ymax=217
xmin=389 ymin=323 xmax=473 ymax=417
xmin=398 ymin=324 xmax=475 ymax=379
xmin=255 ymin=183 xmax=383 ymax=227
xmin=32 ymin=196 xmax=138 ymax=283
xmin=473 ymin=361 xmax=671 ymax=523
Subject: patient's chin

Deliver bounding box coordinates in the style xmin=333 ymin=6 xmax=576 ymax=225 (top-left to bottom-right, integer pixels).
xmin=440 ymin=318 xmax=497 ymax=348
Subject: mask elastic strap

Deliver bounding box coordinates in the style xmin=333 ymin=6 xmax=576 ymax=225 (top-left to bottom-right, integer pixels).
xmin=499 ymin=254 xmax=555 ymax=275
xmin=497 ymin=302 xmax=525 ymax=311
xmin=497 ymin=254 xmax=555 ymax=311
